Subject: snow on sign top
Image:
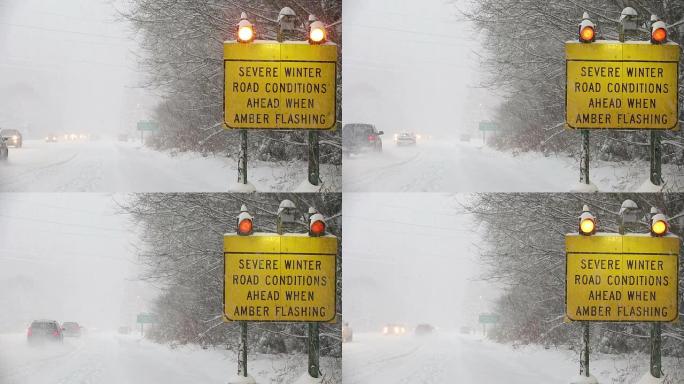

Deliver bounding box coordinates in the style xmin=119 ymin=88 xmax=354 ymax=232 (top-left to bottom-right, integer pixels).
xmin=223 ymin=41 xmax=338 ymax=130
xmin=565 ymin=41 xmax=680 ymax=130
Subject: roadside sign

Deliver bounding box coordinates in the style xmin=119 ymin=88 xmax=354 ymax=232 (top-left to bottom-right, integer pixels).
xmin=223 ymin=233 xmax=338 ymax=322
xmin=478 ymin=122 xmax=499 ymax=132
xmin=565 ymin=41 xmax=680 ymax=130
xmin=565 ymin=233 xmax=679 ymax=322
xmin=223 ymin=41 xmax=338 ymax=130
xmin=136 ymin=313 xmax=158 ymax=324
xmin=137 ymin=121 xmax=159 ymax=131
xmin=478 ymin=313 xmax=500 ymax=324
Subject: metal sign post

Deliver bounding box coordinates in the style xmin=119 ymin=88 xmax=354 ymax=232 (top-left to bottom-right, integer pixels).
xmin=238 ymin=321 xmax=248 ymax=377
xmin=308 ymin=322 xmax=320 ymax=378
xmin=580 ymin=130 xmax=590 ymax=186
xmin=650 ymin=131 xmax=662 ymax=186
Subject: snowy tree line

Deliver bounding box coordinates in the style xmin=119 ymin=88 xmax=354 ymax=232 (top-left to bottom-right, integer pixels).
xmin=119 ymin=193 xmax=342 ymax=358
xmin=467 ymin=1 xmax=684 ymax=164
xmin=467 ymin=193 xmax=684 ymax=357
xmin=122 ymin=1 xmax=342 ymax=164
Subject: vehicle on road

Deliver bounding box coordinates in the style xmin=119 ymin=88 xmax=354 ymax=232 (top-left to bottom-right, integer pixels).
xmin=343 ymin=123 xmax=383 ymax=155
xmin=27 ymin=319 xmax=63 ymax=344
xmin=0 ymin=137 xmax=8 ymax=161
xmin=395 ymin=132 xmax=417 ymax=146
xmin=1 ymin=128 xmax=23 ymax=148
xmin=61 ymin=321 xmax=82 ymax=337
xmin=382 ymin=323 xmax=407 ymax=336
xmin=45 ymin=133 xmax=58 ymax=143
xmin=414 ymin=323 xmax=435 ymax=336
xmin=342 ymin=322 xmax=353 ymax=342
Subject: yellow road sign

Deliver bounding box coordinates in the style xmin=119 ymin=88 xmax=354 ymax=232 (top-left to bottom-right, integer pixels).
xmin=566 ymin=41 xmax=680 ymax=130
xmin=224 ymin=233 xmax=338 ymax=322
xmin=565 ymin=233 xmax=679 ymax=322
xmin=223 ymin=41 xmax=338 ymax=130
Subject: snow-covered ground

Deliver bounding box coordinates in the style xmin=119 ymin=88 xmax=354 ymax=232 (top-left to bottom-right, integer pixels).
xmin=342 ymin=139 xmax=684 ymax=192
xmin=0 ymin=140 xmax=341 ymax=192
xmin=0 ymin=332 xmax=341 ymax=384
xmin=343 ymin=331 xmax=683 ymax=384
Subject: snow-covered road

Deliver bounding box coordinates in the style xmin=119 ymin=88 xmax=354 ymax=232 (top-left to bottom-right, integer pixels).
xmin=0 ymin=332 xmax=222 ymax=384
xmin=343 ymin=332 xmax=684 ymax=384
xmin=342 ymin=140 xmax=684 ymax=192
xmin=0 ymin=140 xmax=341 ymax=192
xmin=0 ymin=332 xmax=341 ymax=384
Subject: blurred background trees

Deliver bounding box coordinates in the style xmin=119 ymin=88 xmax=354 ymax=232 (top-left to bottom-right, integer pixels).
xmin=467 ymin=1 xmax=684 ymax=164
xmin=120 ymin=193 xmax=342 ymax=358
xmin=122 ymin=1 xmax=342 ymax=165
xmin=466 ymin=193 xmax=684 ymax=357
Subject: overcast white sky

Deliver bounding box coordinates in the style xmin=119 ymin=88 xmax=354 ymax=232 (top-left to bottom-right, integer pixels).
xmin=342 ymin=0 xmax=499 ymax=138
xmin=0 ymin=194 xmax=153 ymax=332
xmin=343 ymin=193 xmax=500 ymax=332
xmin=0 ymin=0 xmax=155 ymax=138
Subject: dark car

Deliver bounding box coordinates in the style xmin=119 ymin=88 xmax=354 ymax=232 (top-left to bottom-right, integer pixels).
xmin=415 ymin=323 xmax=435 ymax=336
xmin=0 ymin=129 xmax=23 ymax=148
xmin=27 ymin=320 xmax=63 ymax=344
xmin=343 ymin=123 xmax=383 ymax=155
xmin=0 ymin=137 xmax=7 ymax=161
xmin=61 ymin=321 xmax=82 ymax=337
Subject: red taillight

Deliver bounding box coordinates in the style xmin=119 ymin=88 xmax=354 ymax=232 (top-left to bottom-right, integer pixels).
xmin=368 ymin=135 xmax=376 ymax=142
xmin=53 ymin=330 xmax=60 ymax=337
xmin=27 ymin=327 xmax=32 ymax=337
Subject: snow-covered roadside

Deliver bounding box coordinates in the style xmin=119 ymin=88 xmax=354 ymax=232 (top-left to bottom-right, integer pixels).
xmin=342 ymin=139 xmax=684 ymax=192
xmin=0 ymin=140 xmax=341 ymax=192
xmin=342 ymin=331 xmax=683 ymax=384
xmin=0 ymin=332 xmax=341 ymax=384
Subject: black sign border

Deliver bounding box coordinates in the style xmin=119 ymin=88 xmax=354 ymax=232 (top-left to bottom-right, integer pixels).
xmin=565 ymin=58 xmax=680 ymax=131
xmin=222 ymin=250 xmax=338 ymax=323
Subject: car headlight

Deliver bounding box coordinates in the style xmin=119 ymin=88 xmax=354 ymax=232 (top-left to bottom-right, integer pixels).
xmin=382 ymin=326 xmax=388 ymax=334
xmin=12 ymin=135 xmax=17 ymax=140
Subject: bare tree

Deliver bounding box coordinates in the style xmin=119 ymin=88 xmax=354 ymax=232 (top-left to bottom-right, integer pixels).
xmin=119 ymin=192 xmax=342 ymax=359
xmin=465 ymin=193 xmax=684 ymax=356
xmin=465 ymin=0 xmax=684 ymax=165
xmin=121 ymin=1 xmax=342 ymax=165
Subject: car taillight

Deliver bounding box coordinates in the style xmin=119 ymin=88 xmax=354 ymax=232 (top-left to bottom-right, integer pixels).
xmin=27 ymin=327 xmax=32 ymax=337
xmin=53 ymin=330 xmax=59 ymax=337
xmin=368 ymin=135 xmax=376 ymax=142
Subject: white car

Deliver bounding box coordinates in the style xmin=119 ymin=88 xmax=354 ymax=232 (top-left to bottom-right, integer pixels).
xmin=395 ymin=132 xmax=417 ymax=146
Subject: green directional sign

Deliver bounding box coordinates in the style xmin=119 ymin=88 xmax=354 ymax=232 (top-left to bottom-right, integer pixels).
xmin=479 ymin=121 xmax=499 ymax=132
xmin=136 ymin=312 xmax=159 ymax=324
xmin=137 ymin=121 xmax=159 ymax=132
xmin=478 ymin=313 xmax=500 ymax=324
